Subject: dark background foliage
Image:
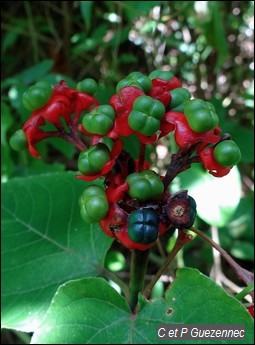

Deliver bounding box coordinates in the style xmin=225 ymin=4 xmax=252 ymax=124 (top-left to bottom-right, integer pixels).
xmin=1 ymin=1 xmax=254 ymax=343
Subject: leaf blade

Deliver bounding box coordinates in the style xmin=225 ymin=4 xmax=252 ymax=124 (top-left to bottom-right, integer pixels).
xmin=1 ymin=172 xmax=113 ymax=332
xmin=31 ymin=269 xmax=253 ymax=344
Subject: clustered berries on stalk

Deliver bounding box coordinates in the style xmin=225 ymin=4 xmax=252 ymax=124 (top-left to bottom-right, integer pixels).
xmin=10 ymin=70 xmax=241 ymax=251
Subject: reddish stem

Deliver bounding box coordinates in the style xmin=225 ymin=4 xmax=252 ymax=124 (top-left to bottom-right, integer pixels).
xmin=163 ymin=143 xmax=200 ymax=190
xmin=138 ymin=142 xmax=146 ymax=172
xmin=55 ymin=125 xmax=87 ymax=151
xmin=190 ymin=227 xmax=254 ymax=288
xmin=142 ymin=229 xmax=193 ymax=299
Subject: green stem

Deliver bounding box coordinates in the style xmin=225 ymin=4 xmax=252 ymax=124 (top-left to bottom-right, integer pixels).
xmin=234 ymin=282 xmax=254 ymax=301
xmin=24 ymin=1 xmax=39 ymax=63
xmin=101 ymin=268 xmax=130 ymax=301
xmin=129 ymin=249 xmax=150 ymax=312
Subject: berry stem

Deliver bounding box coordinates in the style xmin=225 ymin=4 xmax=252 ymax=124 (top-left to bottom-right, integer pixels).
xmin=58 ymin=126 xmax=87 ymax=151
xmin=163 ymin=142 xmax=201 ymax=190
xmin=190 ymin=227 xmax=254 ymax=288
xmin=234 ymin=282 xmax=254 ymax=302
xmin=129 ymin=249 xmax=150 ymax=312
xmin=142 ymin=230 xmax=192 ymax=299
xmin=138 ymin=142 xmax=146 ymax=171
xmin=100 ymin=268 xmax=130 ymax=301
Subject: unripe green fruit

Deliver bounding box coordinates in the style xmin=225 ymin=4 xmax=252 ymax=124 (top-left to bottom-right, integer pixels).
xmin=126 ymin=170 xmax=164 ymax=201
xmin=169 ymin=87 xmax=191 ymax=112
xmin=214 ymin=140 xmax=241 ymax=167
xmin=116 ymin=72 xmax=152 ymax=93
xmin=149 ymin=70 xmax=174 ymax=81
xmin=79 ymin=185 xmax=109 ymax=223
xmin=82 ymin=105 xmax=115 ymax=135
xmin=78 ymin=143 xmax=111 ymax=175
xmin=9 ymin=129 xmax=27 ymax=151
xmin=77 ymin=78 xmax=98 ymax=95
xmin=128 ymin=96 xmax=165 ymax=136
xmin=184 ymin=99 xmax=219 ymax=133
xmin=22 ymin=81 xmax=52 ymax=111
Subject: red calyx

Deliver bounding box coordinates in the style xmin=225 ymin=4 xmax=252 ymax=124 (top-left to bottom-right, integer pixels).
xmin=151 ymin=77 xmax=182 ymax=91
xmin=247 ymin=305 xmax=254 ymax=318
xmin=22 ymin=80 xmax=99 ymax=158
xmin=149 ymin=86 xmax=171 ymax=108
xmin=162 ymin=111 xmax=220 ymax=150
xmin=200 ymin=147 xmax=231 ymax=177
xmin=109 ymin=86 xmax=145 ymax=138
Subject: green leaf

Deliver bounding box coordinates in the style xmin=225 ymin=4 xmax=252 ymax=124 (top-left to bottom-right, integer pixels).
xmin=221 ymin=123 xmax=254 ymax=164
xmin=135 ymin=268 xmax=253 ymax=344
xmin=31 ymin=268 xmax=253 ymax=344
xmin=223 ymin=195 xmax=254 ymax=242
xmin=1 ymin=102 xmax=14 ymax=145
xmin=210 ymin=2 xmax=230 ymax=70
xmin=17 ymin=60 xmax=54 ymax=85
xmin=15 ymin=160 xmax=66 ymax=177
xmin=3 ymin=60 xmax=53 ymax=88
xmin=193 ymin=3 xmax=229 ymax=71
xmin=48 ymin=138 xmax=76 ymax=159
xmin=211 ymin=98 xmax=254 ymax=163
xmin=175 ymin=165 xmax=242 ymax=227
xmin=73 ymin=24 xmax=108 ymax=54
xmin=1 ymin=172 xmax=113 ymax=332
xmin=118 ymin=53 xmax=138 ymax=64
xmin=2 ymin=31 xmax=19 ymax=55
xmin=31 ymin=277 xmax=130 ymax=344
xmin=104 ymin=250 xmax=126 ymax=272
xmin=80 ymin=1 xmax=93 ymax=31
xmin=122 ymin=134 xmax=153 ymax=163
xmin=8 ymin=84 xmax=30 ymax=123
xmin=95 ymin=83 xmax=115 ymax=104
xmin=230 ymin=241 xmax=254 ymax=261
xmin=42 ymin=73 xmax=76 ymax=88
xmin=151 ymin=280 xmax=164 ymax=298
xmin=1 ymin=102 xmax=14 ymax=177
xmin=122 ymin=1 xmax=163 ymax=20
xmin=218 ymin=194 xmax=254 ymax=259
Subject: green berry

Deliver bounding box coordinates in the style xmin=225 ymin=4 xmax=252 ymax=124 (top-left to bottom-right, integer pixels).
xmin=79 ymin=185 xmax=109 ymax=223
xmin=169 ymin=87 xmax=191 ymax=112
xmin=78 ymin=143 xmax=111 ymax=175
xmin=126 ymin=170 xmax=164 ymax=201
xmin=82 ymin=105 xmax=115 ymax=135
xmin=214 ymin=140 xmax=241 ymax=167
xmin=149 ymin=70 xmax=174 ymax=81
xmin=77 ymin=78 xmax=98 ymax=95
xmin=22 ymin=81 xmax=52 ymax=111
xmin=128 ymin=96 xmax=165 ymax=136
xmin=184 ymin=99 xmax=219 ymax=133
xmin=9 ymin=129 xmax=27 ymax=151
xmin=116 ymin=72 xmax=152 ymax=94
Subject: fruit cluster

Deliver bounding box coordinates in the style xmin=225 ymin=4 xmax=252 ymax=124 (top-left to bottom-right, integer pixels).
xmin=10 ymin=70 xmax=241 ymax=250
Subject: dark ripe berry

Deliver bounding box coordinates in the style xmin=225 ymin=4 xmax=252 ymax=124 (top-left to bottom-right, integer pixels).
xmin=165 ymin=191 xmax=197 ymax=229
xmin=128 ymin=208 xmax=159 ymax=244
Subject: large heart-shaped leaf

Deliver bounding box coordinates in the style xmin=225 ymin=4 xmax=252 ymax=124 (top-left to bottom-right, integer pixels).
xmin=31 ymin=268 xmax=253 ymax=344
xmin=1 ymin=172 xmax=113 ymax=332
xmin=1 ymin=102 xmax=14 ymax=178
